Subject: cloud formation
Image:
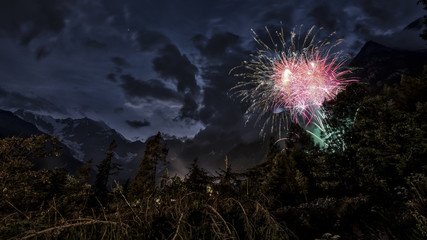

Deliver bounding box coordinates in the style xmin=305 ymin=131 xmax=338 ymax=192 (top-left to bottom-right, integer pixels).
xmin=126 ymin=119 xmax=151 ymax=128
xmin=153 ymin=44 xmax=200 ymax=95
xmin=136 ymin=28 xmax=171 ymax=52
xmin=0 ymin=87 xmax=64 ymax=114
xmin=120 ymin=74 xmax=181 ymax=104
xmin=192 ymin=32 xmax=240 ymax=59
xmin=0 ymin=0 xmax=71 ymax=45
xmin=84 ymin=39 xmax=108 ymax=49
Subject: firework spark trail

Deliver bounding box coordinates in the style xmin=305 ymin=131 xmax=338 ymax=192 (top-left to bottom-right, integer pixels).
xmin=230 ymin=25 xmax=356 ymax=142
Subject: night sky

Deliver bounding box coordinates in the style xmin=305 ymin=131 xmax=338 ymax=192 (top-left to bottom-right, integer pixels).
xmin=0 ymin=0 xmax=424 ymax=152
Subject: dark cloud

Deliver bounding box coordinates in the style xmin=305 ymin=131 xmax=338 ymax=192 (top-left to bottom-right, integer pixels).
xmin=119 ymin=74 xmax=181 ymax=104
xmin=84 ymin=39 xmax=107 ymax=49
xmin=404 ymin=18 xmax=424 ymax=31
xmin=114 ymin=107 xmax=124 ymax=113
xmin=199 ymin=86 xmax=243 ymax=127
xmin=357 ymin=0 xmax=422 ymax=28
xmin=191 ymin=31 xmax=251 ymax=128
xmin=126 ymin=119 xmax=151 ymax=128
xmin=177 ymin=93 xmax=199 ymax=120
xmin=0 ymin=0 xmax=70 ymax=45
xmin=35 ymin=46 xmax=50 ymax=61
xmin=111 ymin=57 xmax=130 ymax=68
xmin=192 ymin=32 xmax=240 ymax=59
xmin=255 ymin=3 xmax=294 ymax=27
xmin=308 ymin=5 xmax=339 ymax=30
xmin=372 ymin=24 xmax=426 ymax=50
xmin=136 ymin=28 xmax=171 ymax=52
xmin=191 ymin=34 xmax=205 ymax=49
xmin=111 ymin=57 xmax=130 ymax=73
xmin=249 ymin=0 xmax=423 ymax=54
xmin=152 ymin=44 xmax=201 ymax=120
xmin=0 ymin=87 xmax=64 ymax=113
xmin=354 ymin=23 xmax=373 ymax=37
xmin=175 ymin=30 xmax=260 ymax=170
xmin=107 ymin=73 xmax=116 ymax=82
xmin=153 ymin=44 xmax=200 ymax=95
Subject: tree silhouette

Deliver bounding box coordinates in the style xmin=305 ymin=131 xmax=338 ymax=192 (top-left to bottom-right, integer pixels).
xmin=94 ymin=140 xmax=117 ymax=205
xmin=266 ymin=152 xmax=300 ymax=205
xmin=419 ymin=0 xmax=427 ymax=40
xmin=128 ymin=132 xmax=168 ymax=200
xmin=77 ymin=158 xmax=92 ymax=183
xmin=185 ymin=157 xmax=211 ymax=193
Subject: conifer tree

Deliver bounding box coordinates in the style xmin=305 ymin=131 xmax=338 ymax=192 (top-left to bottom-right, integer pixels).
xmin=215 ymin=156 xmax=245 ymax=197
xmin=160 ymin=168 xmax=170 ymax=188
xmin=94 ymin=140 xmax=117 ymax=204
xmin=267 ymin=152 xmax=299 ymax=205
xmin=186 ymin=157 xmax=211 ymax=193
xmin=265 ymin=136 xmax=281 ymax=165
xmin=77 ymin=158 xmax=92 ymax=183
xmin=419 ymin=0 xmax=427 ymax=40
xmin=128 ymin=132 xmax=168 ymax=200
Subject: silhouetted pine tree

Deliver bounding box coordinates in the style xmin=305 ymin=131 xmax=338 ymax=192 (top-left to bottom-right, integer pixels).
xmin=94 ymin=140 xmax=117 ymax=205
xmin=264 ymin=124 xmax=314 ymax=205
xmin=284 ymin=123 xmax=315 ymax=180
xmin=128 ymin=132 xmax=168 ymax=200
xmin=419 ymin=0 xmax=427 ymax=40
xmin=238 ymin=137 xmax=280 ymax=200
xmin=267 ymin=152 xmax=300 ymax=206
xmin=77 ymin=158 xmax=92 ymax=183
xmin=215 ymin=157 xmax=245 ymax=197
xmin=185 ymin=157 xmax=211 ymax=193
xmin=265 ymin=135 xmax=281 ymax=164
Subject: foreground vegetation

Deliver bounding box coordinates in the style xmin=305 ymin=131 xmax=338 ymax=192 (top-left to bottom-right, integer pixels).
xmin=1 ymin=70 xmax=426 ymax=239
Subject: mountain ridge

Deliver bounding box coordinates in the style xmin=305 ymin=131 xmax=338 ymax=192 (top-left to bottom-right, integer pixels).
xmin=349 ymin=40 xmax=427 ymax=94
xmin=0 ymin=109 xmax=82 ymax=173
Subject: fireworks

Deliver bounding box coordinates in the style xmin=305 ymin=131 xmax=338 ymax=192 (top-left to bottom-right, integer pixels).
xmin=230 ymin=25 xmax=355 ymax=141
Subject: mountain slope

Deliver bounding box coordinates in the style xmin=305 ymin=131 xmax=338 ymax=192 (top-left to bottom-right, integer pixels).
xmin=349 ymin=40 xmax=427 ymax=93
xmin=13 ymin=110 xmax=148 ymax=181
xmin=0 ymin=109 xmax=82 ymax=173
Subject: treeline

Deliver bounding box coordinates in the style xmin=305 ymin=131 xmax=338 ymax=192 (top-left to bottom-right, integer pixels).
xmin=0 ymin=70 xmax=426 ymax=239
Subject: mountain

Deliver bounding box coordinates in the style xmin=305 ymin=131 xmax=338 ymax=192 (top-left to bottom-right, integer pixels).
xmin=403 ymin=17 xmax=424 ymax=31
xmin=0 ymin=109 xmax=43 ymax=138
xmin=0 ymin=109 xmax=82 ymax=173
xmin=349 ymin=40 xmax=427 ymax=94
xmin=13 ymin=110 xmax=147 ymax=181
xmin=10 ymin=109 xmax=266 ymax=178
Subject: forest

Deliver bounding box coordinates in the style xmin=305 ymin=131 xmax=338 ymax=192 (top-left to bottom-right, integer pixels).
xmin=0 ymin=64 xmax=426 ymax=239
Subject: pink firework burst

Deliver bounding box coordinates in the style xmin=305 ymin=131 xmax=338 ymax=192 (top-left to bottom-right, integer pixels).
xmin=270 ymin=49 xmax=351 ymax=126
xmin=231 ymin=25 xmax=355 ymax=138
